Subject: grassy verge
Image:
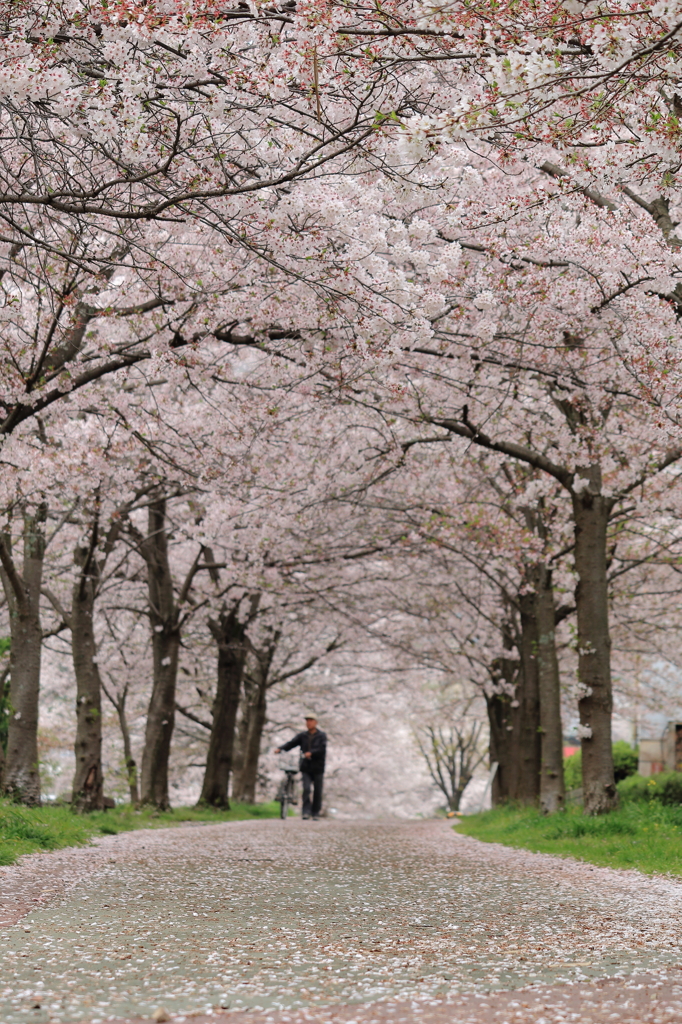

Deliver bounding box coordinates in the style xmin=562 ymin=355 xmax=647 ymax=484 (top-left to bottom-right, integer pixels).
xmin=456 ymin=796 xmax=682 ymax=877
xmin=0 ymin=800 xmax=280 ymax=867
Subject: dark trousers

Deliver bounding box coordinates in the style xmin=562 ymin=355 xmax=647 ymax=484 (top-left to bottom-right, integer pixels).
xmin=301 ymin=771 xmax=323 ymax=817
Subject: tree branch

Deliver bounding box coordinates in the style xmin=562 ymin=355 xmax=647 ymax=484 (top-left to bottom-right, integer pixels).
xmin=425 ymin=411 xmax=573 ymax=489
xmin=269 ymin=636 xmax=343 ymax=687
xmin=0 ymin=533 xmax=26 ymax=611
xmin=174 ymin=702 xmax=212 ymax=731
xmin=41 ymin=586 xmax=72 ymax=629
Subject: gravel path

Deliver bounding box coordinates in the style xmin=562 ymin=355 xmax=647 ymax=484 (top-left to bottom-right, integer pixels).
xmin=1 ymin=819 xmax=682 ymax=1024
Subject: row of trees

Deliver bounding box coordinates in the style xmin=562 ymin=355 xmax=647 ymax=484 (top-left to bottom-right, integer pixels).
xmin=1 ymin=1 xmax=682 ymax=813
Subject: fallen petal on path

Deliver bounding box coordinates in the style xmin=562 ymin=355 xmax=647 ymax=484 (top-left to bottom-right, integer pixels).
xmin=1 ymin=820 xmax=681 ymax=1023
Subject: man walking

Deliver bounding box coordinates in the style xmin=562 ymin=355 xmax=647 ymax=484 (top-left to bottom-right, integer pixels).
xmin=275 ymin=714 xmax=327 ymax=820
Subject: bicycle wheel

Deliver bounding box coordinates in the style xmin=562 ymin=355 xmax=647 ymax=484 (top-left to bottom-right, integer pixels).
xmin=280 ymin=775 xmax=295 ymax=819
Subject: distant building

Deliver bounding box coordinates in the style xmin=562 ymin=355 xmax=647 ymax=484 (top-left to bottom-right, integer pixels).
xmin=638 ymin=722 xmax=682 ymax=776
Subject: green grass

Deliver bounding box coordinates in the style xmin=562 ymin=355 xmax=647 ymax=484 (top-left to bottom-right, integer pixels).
xmin=0 ymin=800 xmax=280 ymax=867
xmin=456 ymin=792 xmax=682 ymax=877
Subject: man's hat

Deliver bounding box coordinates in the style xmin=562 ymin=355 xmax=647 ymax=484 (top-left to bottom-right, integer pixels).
xmin=304 ymin=712 xmax=318 ymax=720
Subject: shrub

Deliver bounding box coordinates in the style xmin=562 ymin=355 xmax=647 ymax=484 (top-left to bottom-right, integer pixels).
xmin=619 ymin=771 xmax=682 ymax=806
xmin=618 ymin=773 xmax=650 ymax=802
xmin=612 ymin=740 xmax=639 ymax=782
xmin=564 ymin=740 xmax=639 ymax=790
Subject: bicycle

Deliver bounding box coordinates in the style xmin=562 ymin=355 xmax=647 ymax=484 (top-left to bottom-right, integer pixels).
xmin=276 ymin=764 xmax=298 ymax=819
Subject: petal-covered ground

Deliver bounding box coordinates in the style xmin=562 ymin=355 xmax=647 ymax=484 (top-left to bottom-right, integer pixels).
xmin=1 ymin=820 xmax=681 ymax=1023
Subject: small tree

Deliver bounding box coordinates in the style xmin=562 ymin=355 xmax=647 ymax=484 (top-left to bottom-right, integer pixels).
xmin=416 ymin=707 xmax=487 ymax=812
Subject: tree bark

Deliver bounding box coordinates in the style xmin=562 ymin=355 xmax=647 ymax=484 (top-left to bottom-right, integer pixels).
xmin=535 ymin=564 xmax=565 ymax=814
xmin=487 ymin=616 xmax=521 ymax=805
xmin=486 ymin=690 xmax=520 ymax=805
xmin=516 ymin=589 xmax=542 ymax=805
xmin=0 ymin=666 xmax=7 ymax=791
xmin=199 ymin=605 xmax=249 ymax=807
xmin=572 ymin=474 xmax=617 ymax=814
xmin=199 ymin=597 xmax=259 ymax=808
xmin=71 ymin=543 xmax=104 ymax=812
xmin=232 ymin=665 xmax=268 ymax=804
xmin=118 ymin=701 xmax=140 ymax=806
xmin=231 ymin=628 xmax=277 ymax=803
xmin=139 ymin=499 xmax=180 ymax=810
xmin=230 ymin=672 xmax=252 ymax=799
xmin=487 ymin=594 xmax=545 ymax=808
xmin=0 ymin=509 xmax=46 ymax=805
xmin=239 ymin=683 xmax=267 ymax=804
xmin=101 ymin=678 xmax=139 ymax=806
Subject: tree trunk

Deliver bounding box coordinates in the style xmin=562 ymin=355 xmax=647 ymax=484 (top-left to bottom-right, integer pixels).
xmin=199 ymin=604 xmax=251 ymax=808
xmin=71 ymin=544 xmax=104 ymax=812
xmin=486 ymin=689 xmax=517 ymax=805
xmin=449 ymin=772 xmax=474 ymax=812
xmin=103 ymin=680 xmax=139 ymax=806
xmin=515 ymin=590 xmax=542 ymax=805
xmin=231 ymin=627 xmax=276 ymax=804
xmin=535 ymin=564 xmax=565 ymax=814
xmin=117 ymin=701 xmax=139 ymax=806
xmin=0 ymin=663 xmax=9 ymax=791
xmin=0 ymin=510 xmax=46 ymax=805
xmin=230 ymin=673 xmax=253 ymax=799
xmin=572 ymin=476 xmax=617 ymax=814
xmin=235 ymin=672 xmax=268 ymax=804
xmin=140 ymin=499 xmax=180 ymax=810
xmin=487 ymin=617 xmax=521 ymax=805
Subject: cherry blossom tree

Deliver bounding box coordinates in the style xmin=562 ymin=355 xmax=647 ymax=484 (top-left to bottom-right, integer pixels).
xmin=0 ymin=503 xmax=47 ymax=803
xmin=7 ymin=6 xmax=682 ymax=821
xmin=300 ymin=152 xmax=682 ymax=813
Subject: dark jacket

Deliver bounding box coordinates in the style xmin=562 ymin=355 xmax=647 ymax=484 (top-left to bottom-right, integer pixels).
xmin=281 ymin=729 xmax=327 ymax=774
